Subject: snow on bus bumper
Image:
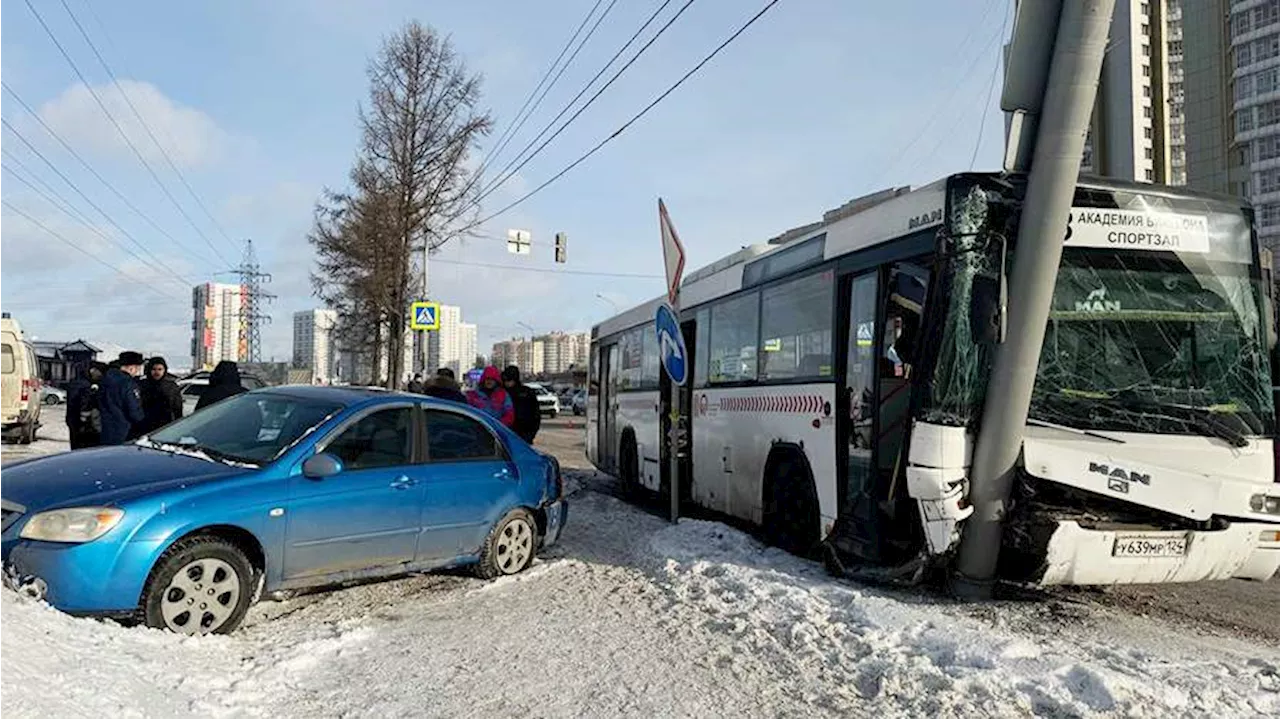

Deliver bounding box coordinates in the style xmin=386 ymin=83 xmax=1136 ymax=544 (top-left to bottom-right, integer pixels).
xmin=1037 ymin=520 xmax=1280 ymax=586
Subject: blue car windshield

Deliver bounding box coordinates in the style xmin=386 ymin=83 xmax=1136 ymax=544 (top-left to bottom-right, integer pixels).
xmin=148 ymin=392 xmax=344 ymax=465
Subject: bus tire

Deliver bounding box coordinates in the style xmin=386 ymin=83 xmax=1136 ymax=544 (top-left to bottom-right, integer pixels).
xmin=619 ymin=432 xmax=639 ymax=497
xmin=761 ymin=449 xmax=820 ymax=558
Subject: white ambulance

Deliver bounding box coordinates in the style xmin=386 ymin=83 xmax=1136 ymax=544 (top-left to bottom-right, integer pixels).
xmin=1 ymin=313 xmax=42 ymax=445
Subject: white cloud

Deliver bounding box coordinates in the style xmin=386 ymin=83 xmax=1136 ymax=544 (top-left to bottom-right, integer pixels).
xmin=36 ymin=80 xmax=228 ymax=169
xmin=222 ymin=181 xmax=317 ymax=228
xmin=1 ymin=204 xmax=120 ymax=274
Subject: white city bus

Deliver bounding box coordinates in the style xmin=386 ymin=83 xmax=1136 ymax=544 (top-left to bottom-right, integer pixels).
xmin=587 ymin=173 xmax=1280 ymax=587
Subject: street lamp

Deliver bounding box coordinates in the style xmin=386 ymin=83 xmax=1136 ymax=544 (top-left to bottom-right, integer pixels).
xmin=595 ymin=294 xmax=620 ymax=313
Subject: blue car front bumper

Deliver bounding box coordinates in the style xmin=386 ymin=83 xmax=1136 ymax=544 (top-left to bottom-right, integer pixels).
xmin=3 ymin=537 xmax=164 ymax=615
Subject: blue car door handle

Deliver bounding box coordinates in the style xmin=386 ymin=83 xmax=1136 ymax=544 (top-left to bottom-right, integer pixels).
xmin=493 ymin=467 xmax=512 ymax=480
xmin=390 ymin=476 xmax=416 ymax=490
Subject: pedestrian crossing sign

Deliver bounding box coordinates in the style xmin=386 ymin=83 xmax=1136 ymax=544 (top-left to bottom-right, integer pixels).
xmin=410 ymin=301 xmax=439 ymax=331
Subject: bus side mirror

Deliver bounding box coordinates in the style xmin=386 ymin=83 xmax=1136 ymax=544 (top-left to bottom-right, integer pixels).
xmin=970 ymin=274 xmax=1007 ymax=345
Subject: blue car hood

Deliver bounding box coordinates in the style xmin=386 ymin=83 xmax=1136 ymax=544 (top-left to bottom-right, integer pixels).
xmin=1 ymin=445 xmax=252 ymax=512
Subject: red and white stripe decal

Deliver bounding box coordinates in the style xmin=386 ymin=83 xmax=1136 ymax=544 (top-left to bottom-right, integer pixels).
xmin=717 ymin=394 xmax=826 ymax=414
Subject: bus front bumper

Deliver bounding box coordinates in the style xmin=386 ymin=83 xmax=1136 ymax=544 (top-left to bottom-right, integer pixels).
xmin=1037 ymin=520 xmax=1280 ymax=586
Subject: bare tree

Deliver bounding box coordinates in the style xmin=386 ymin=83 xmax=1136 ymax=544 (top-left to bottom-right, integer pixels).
xmin=309 ymin=21 xmax=491 ymax=387
xmin=359 ymin=21 xmax=491 ymax=388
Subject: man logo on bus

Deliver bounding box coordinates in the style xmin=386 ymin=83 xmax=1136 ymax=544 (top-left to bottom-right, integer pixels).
xmin=1075 ymin=287 xmax=1121 ymax=313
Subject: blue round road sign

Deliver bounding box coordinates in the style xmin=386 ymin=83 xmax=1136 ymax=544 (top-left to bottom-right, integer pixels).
xmin=655 ymin=303 xmax=687 ymax=386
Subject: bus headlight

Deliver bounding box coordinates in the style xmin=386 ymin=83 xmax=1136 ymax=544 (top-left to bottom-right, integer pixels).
xmin=1249 ymin=494 xmax=1280 ymax=515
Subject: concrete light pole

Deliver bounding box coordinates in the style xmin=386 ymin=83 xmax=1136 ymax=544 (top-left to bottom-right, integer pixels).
xmin=952 ymin=0 xmax=1118 ymax=598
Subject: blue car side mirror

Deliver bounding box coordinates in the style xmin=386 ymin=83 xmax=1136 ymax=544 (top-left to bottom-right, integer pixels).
xmin=302 ymin=453 xmax=343 ymax=479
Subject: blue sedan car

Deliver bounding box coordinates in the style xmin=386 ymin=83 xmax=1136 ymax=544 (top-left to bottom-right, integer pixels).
xmin=1 ymin=387 xmax=568 ymax=635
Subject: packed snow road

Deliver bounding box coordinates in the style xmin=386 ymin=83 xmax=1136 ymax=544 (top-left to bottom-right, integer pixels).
xmin=3 ymin=418 xmax=1278 ymax=718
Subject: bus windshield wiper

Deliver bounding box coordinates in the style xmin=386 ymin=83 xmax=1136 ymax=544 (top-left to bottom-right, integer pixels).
xmin=1025 ymin=417 xmax=1126 ymax=444
xmin=1107 ymin=390 xmax=1251 ymax=448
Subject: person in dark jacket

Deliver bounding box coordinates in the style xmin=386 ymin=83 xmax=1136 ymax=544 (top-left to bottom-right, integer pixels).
xmin=137 ymin=356 xmax=183 ymax=434
xmin=422 ymin=367 xmax=466 ymax=403
xmin=99 ymin=352 xmax=146 ymax=445
xmin=65 ymin=361 xmax=107 ymax=449
xmin=501 ymin=365 xmax=541 ymax=443
xmin=195 ymin=361 xmax=248 ymax=411
xmin=406 ymin=373 xmax=426 ymax=394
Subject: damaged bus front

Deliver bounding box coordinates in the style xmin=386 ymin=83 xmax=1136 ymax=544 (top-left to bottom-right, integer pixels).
xmin=897 ymin=176 xmax=1280 ymax=586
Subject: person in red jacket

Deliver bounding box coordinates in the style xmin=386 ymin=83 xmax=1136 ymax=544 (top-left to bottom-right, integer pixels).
xmin=466 ymin=366 xmax=515 ymax=428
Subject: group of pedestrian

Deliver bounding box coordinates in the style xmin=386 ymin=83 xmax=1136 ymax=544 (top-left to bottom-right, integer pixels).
xmin=65 ymin=353 xmax=245 ymax=450
xmin=405 ymin=365 xmax=541 ymax=444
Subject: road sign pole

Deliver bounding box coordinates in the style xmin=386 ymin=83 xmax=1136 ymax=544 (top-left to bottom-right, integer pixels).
xmin=420 ymin=238 xmax=429 ymax=374
xmin=668 ymin=292 xmax=680 ymax=524
xmin=657 ymin=199 xmax=687 ymax=525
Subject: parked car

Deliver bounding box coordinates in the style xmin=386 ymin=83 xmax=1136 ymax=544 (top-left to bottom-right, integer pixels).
xmin=1 ymin=387 xmax=568 ymax=635
xmin=524 ymin=382 xmax=560 ymax=418
xmin=571 ymin=390 xmax=587 ymax=416
xmin=177 ymin=373 xmax=269 ymax=415
xmin=40 ymin=386 xmax=67 ymax=406
xmin=1 ymin=314 xmax=41 ymax=444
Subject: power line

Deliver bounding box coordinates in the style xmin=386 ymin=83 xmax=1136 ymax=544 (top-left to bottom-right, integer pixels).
xmin=479 ymin=0 xmax=607 ymax=174
xmin=481 ymin=0 xmax=680 ymax=198
xmin=486 ymin=0 xmax=620 ymax=180
xmin=56 ymin=0 xmax=239 ymax=250
xmin=23 ymin=0 xmax=234 ymax=265
xmin=906 ymin=20 xmax=1011 ymax=180
xmin=432 ymin=257 xmax=661 ymax=279
xmin=2 ymin=200 xmax=186 ymax=301
xmin=475 ymin=0 xmax=698 ymax=207
xmin=2 ymin=163 xmax=194 ymax=288
xmin=969 ymin=2 xmax=1012 ymax=171
xmin=468 ymin=0 xmax=783 ymax=229
xmin=1 ymin=81 xmax=221 ymax=268
xmin=1 ymin=118 xmax=207 ymax=278
xmin=0 ymin=148 xmax=84 ymax=220
xmin=870 ymin=0 xmax=1006 ymax=187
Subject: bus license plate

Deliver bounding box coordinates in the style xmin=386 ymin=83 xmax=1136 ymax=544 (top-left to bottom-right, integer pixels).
xmin=1112 ymin=533 xmax=1188 ymax=558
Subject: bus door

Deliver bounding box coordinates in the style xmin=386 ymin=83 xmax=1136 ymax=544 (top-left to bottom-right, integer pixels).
xmin=587 ymin=345 xmax=600 ymax=461
xmin=599 ymin=343 xmax=620 ymax=473
xmin=833 ymin=260 xmax=930 ymax=564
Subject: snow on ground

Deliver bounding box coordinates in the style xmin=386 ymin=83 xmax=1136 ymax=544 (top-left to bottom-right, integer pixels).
xmin=1 ymin=405 xmax=70 ymax=464
xmin=649 ymin=518 xmax=1280 ymax=717
xmin=3 ymin=471 xmax=1279 ymax=718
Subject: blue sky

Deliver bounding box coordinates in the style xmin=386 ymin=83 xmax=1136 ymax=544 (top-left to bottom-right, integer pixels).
xmin=1 ymin=0 xmax=1011 ymax=368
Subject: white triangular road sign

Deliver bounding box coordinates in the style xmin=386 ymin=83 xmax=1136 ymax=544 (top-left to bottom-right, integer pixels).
xmin=658 ymin=198 xmax=685 ymax=305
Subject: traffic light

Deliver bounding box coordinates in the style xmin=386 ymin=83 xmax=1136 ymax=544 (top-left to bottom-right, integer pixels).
xmin=554 ymin=232 xmax=567 ymax=263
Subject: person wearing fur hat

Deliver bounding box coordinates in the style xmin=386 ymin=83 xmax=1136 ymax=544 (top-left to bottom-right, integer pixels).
xmin=99 ymin=351 xmax=146 ymax=445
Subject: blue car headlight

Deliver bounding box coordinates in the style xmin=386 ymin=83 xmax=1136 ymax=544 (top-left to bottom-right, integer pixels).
xmin=19 ymin=507 xmax=124 ymax=543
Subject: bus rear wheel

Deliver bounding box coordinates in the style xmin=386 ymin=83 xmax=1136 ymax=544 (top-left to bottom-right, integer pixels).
xmin=761 ymin=451 xmax=819 ymax=558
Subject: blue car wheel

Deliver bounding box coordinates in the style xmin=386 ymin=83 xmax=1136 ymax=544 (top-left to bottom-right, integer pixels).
xmin=140 ymin=535 xmax=255 ymax=635
xmin=475 ymin=509 xmax=537 ymax=579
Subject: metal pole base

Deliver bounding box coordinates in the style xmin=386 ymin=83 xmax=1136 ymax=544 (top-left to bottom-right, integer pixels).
xmin=949 ymin=572 xmax=996 ymax=600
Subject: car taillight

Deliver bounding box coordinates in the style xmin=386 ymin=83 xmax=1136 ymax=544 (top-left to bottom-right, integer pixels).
xmin=20 ymin=379 xmax=33 ymax=402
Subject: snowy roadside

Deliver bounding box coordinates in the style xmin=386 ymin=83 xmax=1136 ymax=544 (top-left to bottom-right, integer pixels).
xmin=3 ymin=436 xmax=1279 ymax=717
xmin=0 ymin=405 xmax=70 ymax=464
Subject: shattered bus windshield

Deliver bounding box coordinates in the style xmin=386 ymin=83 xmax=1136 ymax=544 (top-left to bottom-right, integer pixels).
xmin=1030 ymin=205 xmax=1274 ymax=438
